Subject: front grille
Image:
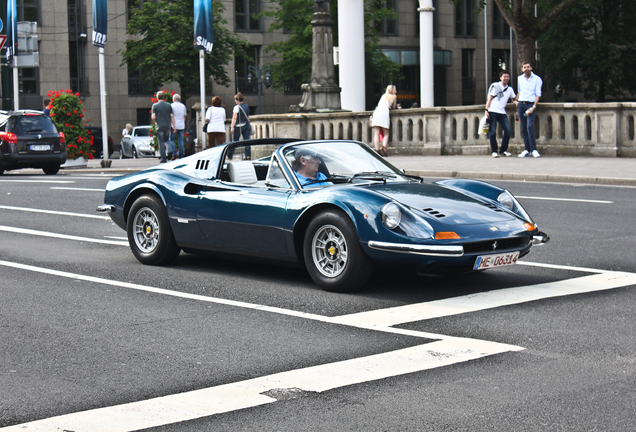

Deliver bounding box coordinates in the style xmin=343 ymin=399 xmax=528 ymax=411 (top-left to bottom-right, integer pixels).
xmin=463 ymin=237 xmax=529 ymax=254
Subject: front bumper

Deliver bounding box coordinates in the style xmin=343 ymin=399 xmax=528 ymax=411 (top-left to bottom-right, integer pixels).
xmin=368 ymin=241 xmax=464 ymax=257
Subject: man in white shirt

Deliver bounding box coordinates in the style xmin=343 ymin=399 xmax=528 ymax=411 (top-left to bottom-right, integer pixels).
xmin=170 ymin=94 xmax=188 ymax=159
xmin=485 ymin=70 xmax=516 ymax=158
xmin=516 ymin=61 xmax=543 ymax=158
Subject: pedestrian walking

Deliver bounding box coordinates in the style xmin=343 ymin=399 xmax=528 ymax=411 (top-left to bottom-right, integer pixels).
xmin=151 ymin=91 xmax=175 ymax=163
xmin=371 ymin=85 xmax=397 ymax=156
xmin=230 ymin=93 xmax=252 ymax=159
xmin=170 ymin=94 xmax=187 ymax=159
xmin=205 ymin=96 xmax=226 ymax=148
xmin=516 ymin=61 xmax=543 ymax=158
xmin=485 ymin=70 xmax=516 ymax=158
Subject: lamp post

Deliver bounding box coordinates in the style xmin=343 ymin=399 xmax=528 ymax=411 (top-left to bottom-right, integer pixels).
xmin=247 ymin=65 xmax=272 ymax=114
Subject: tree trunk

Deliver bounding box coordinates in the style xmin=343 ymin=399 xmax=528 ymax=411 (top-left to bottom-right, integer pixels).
xmin=516 ymin=36 xmax=537 ymax=74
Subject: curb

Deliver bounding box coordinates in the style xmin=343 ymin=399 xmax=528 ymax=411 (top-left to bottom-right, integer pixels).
xmin=406 ymin=170 xmax=636 ymax=187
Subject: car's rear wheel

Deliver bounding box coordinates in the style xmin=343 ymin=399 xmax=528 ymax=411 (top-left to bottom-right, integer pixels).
xmin=132 ymin=146 xmax=138 ymax=159
xmin=0 ymin=168 xmax=4 ymax=175
xmin=303 ymin=209 xmax=373 ymax=292
xmin=127 ymin=194 xmax=180 ymax=265
xmin=42 ymin=165 xmax=60 ymax=175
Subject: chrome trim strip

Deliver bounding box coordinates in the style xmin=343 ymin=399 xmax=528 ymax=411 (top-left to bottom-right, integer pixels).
xmin=96 ymin=204 xmax=115 ymax=213
xmin=532 ymin=231 xmax=550 ymax=246
xmin=368 ymin=241 xmax=464 ymax=257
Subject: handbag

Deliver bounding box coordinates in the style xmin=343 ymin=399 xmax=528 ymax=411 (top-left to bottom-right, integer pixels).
xmin=202 ymin=123 xmax=207 ymax=134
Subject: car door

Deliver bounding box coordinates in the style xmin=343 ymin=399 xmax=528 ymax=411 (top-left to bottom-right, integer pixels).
xmin=195 ymin=158 xmax=292 ymax=256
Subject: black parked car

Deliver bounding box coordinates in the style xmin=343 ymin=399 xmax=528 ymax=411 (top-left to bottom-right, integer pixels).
xmin=0 ymin=110 xmax=67 ymax=175
xmin=87 ymin=126 xmax=114 ymax=159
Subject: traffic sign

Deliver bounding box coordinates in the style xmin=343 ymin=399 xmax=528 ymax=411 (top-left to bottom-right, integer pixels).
xmin=0 ymin=35 xmax=6 ymax=51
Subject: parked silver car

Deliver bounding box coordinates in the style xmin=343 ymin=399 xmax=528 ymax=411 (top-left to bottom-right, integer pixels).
xmin=119 ymin=125 xmax=157 ymax=159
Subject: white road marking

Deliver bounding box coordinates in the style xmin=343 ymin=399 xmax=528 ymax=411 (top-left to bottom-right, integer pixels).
xmin=0 ymin=179 xmax=74 ymax=183
xmin=0 ymin=340 xmax=521 ymax=432
xmin=50 ymin=187 xmax=105 ymax=192
xmin=0 ymin=226 xmax=127 ymax=245
xmin=104 ymin=235 xmax=127 ymax=240
xmin=1 ymin=260 xmax=634 ymax=431
xmin=516 ymin=195 xmax=613 ymax=204
xmin=332 ymin=272 xmax=636 ymax=328
xmin=0 ymin=205 xmax=110 ymax=220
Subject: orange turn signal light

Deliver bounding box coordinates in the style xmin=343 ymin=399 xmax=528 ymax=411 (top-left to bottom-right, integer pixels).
xmin=435 ymin=231 xmax=461 ymax=240
xmin=524 ymin=223 xmax=536 ymax=231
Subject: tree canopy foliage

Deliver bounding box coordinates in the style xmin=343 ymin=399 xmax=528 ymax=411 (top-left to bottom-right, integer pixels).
xmin=121 ymin=0 xmax=248 ymax=99
xmin=261 ymin=0 xmax=401 ymax=91
xmin=538 ymin=0 xmax=636 ymax=101
xmin=484 ymin=0 xmax=583 ymax=72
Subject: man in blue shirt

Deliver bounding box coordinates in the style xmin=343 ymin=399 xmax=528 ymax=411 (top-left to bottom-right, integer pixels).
xmin=515 ymin=61 xmax=542 ymax=158
xmin=292 ymin=148 xmax=332 ymax=187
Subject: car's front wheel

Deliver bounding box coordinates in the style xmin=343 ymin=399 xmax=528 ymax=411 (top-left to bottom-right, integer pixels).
xmin=127 ymin=194 xmax=180 ymax=265
xmin=42 ymin=165 xmax=60 ymax=175
xmin=303 ymin=209 xmax=373 ymax=292
xmin=132 ymin=146 xmax=138 ymax=159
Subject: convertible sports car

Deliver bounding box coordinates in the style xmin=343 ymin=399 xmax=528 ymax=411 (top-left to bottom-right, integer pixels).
xmin=98 ymin=139 xmax=549 ymax=292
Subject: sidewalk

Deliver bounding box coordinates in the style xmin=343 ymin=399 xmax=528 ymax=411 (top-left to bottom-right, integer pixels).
xmin=46 ymin=153 xmax=636 ymax=187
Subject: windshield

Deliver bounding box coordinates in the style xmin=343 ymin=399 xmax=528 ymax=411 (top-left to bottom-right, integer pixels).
xmin=133 ymin=127 xmax=150 ymax=137
xmin=281 ymin=141 xmax=411 ymax=188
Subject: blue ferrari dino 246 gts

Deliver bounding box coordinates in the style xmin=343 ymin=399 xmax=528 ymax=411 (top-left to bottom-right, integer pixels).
xmin=98 ymin=139 xmax=549 ymax=292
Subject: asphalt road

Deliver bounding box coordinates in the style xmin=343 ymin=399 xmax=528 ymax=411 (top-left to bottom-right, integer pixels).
xmin=0 ymin=172 xmax=635 ymax=431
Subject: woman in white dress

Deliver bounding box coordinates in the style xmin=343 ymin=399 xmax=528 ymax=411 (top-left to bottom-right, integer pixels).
xmin=371 ymin=85 xmax=397 ymax=156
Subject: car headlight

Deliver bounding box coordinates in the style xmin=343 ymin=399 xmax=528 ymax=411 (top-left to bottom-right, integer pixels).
xmin=381 ymin=202 xmax=402 ymax=230
xmin=497 ymin=191 xmax=515 ymax=210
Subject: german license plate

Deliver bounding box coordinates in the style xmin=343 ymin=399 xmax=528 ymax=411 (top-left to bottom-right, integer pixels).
xmin=30 ymin=144 xmax=51 ymax=151
xmin=473 ymin=251 xmax=519 ymax=270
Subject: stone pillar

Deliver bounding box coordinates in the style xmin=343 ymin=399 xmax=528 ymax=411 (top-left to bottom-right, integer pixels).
xmin=291 ymin=0 xmax=343 ymax=112
xmin=337 ymin=0 xmax=365 ymax=111
xmin=418 ymin=0 xmax=435 ymax=107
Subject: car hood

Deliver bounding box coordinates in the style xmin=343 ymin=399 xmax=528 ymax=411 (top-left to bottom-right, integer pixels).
xmin=366 ymin=182 xmax=516 ymax=226
xmin=131 ymin=137 xmax=152 ymax=145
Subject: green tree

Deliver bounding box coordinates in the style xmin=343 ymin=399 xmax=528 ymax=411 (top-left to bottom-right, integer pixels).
xmin=538 ymin=0 xmax=636 ymax=101
xmin=466 ymin=0 xmax=583 ymax=72
xmin=121 ymin=0 xmax=249 ymax=99
xmin=261 ymin=0 xmax=401 ymax=91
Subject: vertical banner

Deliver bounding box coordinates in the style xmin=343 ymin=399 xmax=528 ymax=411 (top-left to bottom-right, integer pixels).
xmin=194 ymin=0 xmax=214 ymax=54
xmin=5 ymin=0 xmax=17 ymax=61
xmin=92 ymin=0 xmax=107 ymax=47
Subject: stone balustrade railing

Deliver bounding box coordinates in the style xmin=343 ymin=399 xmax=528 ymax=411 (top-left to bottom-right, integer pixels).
xmin=209 ymin=102 xmax=636 ymax=157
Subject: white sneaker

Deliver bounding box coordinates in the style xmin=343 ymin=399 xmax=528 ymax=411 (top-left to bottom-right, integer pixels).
xmin=518 ymin=150 xmax=529 ymax=158
xmin=492 ymin=152 xmax=499 ymax=158
xmin=501 ymin=151 xmax=512 ymax=157
xmin=532 ymin=150 xmax=541 ymax=158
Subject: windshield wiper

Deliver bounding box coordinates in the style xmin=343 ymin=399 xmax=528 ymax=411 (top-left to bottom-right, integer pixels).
xmin=346 ymin=171 xmax=397 ymax=183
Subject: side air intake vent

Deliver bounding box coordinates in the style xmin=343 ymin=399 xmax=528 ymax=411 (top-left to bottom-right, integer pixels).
xmin=195 ymin=160 xmax=211 ymax=171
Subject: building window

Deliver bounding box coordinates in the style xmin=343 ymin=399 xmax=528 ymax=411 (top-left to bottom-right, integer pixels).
xmin=17 ymin=0 xmax=38 ymax=22
xmin=374 ymin=0 xmax=397 ymax=36
xmin=68 ymin=0 xmax=88 ymax=95
xmin=455 ymin=0 xmax=476 ymax=37
xmin=491 ymin=49 xmax=508 ymax=83
xmin=128 ymin=59 xmax=157 ymax=96
xmin=235 ymin=0 xmax=261 ymax=32
xmin=462 ymin=49 xmax=475 ymax=105
xmin=492 ymin=2 xmax=510 ymax=39
xmin=235 ymin=46 xmax=260 ymax=94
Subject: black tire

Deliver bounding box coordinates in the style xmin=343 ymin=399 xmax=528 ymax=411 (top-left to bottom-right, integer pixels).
xmin=119 ymin=148 xmax=124 ymax=159
xmin=132 ymin=146 xmax=138 ymax=159
xmin=0 ymin=168 xmax=4 ymax=175
xmin=303 ymin=209 xmax=373 ymax=292
xmin=127 ymin=194 xmax=181 ymax=265
xmin=42 ymin=165 xmax=60 ymax=175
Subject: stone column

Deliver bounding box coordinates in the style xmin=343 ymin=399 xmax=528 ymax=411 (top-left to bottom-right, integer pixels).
xmin=418 ymin=0 xmax=435 ymax=107
xmin=337 ymin=0 xmax=365 ymax=111
xmin=291 ymin=0 xmax=342 ymax=112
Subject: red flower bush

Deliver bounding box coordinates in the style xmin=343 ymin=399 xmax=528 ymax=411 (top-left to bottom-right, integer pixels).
xmin=48 ymin=89 xmax=93 ymax=160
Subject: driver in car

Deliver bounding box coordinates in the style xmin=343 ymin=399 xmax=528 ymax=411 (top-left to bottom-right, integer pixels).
xmin=292 ymin=148 xmax=332 ymax=187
